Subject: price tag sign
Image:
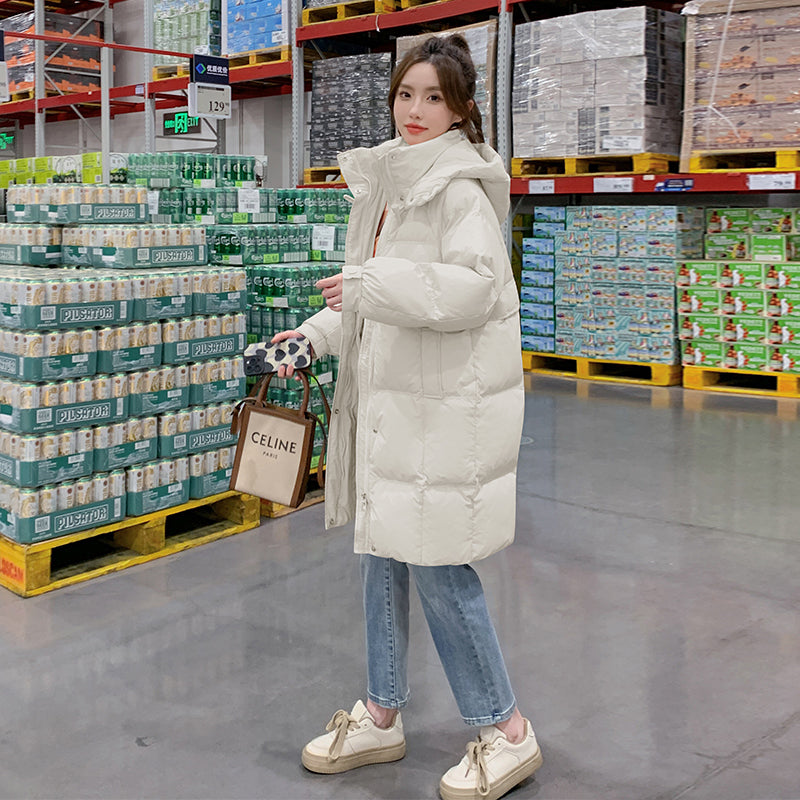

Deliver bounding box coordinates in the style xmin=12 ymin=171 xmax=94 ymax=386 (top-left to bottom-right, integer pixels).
xmin=747 ymin=173 xmax=796 ymax=191
xmin=312 ymin=225 xmax=336 ymax=251
xmin=188 ymin=83 xmax=232 ymax=120
xmin=147 ymin=190 xmax=160 ymax=216
xmin=593 ymin=176 xmax=634 ymax=193
xmin=528 ymin=179 xmax=555 ymax=194
xmin=237 ymin=188 xmax=260 ymax=214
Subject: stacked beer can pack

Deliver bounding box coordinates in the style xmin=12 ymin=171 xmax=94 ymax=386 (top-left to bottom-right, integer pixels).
xmin=241 ymin=189 xmax=347 ymax=467
xmin=678 ymin=208 xmax=800 ymax=373
xmin=0 ymin=177 xmax=250 ymax=546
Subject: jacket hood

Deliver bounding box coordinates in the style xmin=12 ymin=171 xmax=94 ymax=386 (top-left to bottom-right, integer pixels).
xmin=338 ymin=130 xmax=510 ymax=223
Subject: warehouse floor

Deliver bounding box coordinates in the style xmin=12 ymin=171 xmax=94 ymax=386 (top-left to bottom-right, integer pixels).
xmin=2 ymin=375 xmax=799 ymax=800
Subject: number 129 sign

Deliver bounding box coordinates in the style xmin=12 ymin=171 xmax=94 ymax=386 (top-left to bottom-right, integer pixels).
xmin=188 ymin=83 xmax=232 ymax=120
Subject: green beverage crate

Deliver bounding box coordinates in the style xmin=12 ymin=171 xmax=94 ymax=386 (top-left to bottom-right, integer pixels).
xmin=189 ymin=467 xmax=232 ymax=499
xmin=0 ymin=495 xmax=126 ymax=545
xmin=126 ymin=479 xmax=189 ymax=516
xmin=0 ymin=450 xmax=94 ymax=488
xmin=128 ymin=386 xmax=190 ymax=416
xmin=132 ymin=295 xmax=193 ymax=321
xmin=0 ymin=396 xmax=129 ymax=434
xmin=94 ymin=438 xmax=158 ymax=472
xmin=0 ymin=352 xmax=97 ymax=381
xmin=97 ymin=344 xmax=163 ymax=374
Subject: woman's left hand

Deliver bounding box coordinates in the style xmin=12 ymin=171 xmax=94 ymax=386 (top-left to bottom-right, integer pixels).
xmin=316 ymin=273 xmax=343 ymax=312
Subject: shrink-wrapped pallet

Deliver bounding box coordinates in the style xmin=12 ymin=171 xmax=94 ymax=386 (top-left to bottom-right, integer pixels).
xmin=680 ymin=0 xmax=800 ymax=169
xmin=512 ymin=7 xmax=685 ymax=159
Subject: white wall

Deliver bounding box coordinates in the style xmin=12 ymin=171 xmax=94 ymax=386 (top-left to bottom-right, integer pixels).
xmin=18 ymin=0 xmax=294 ymax=187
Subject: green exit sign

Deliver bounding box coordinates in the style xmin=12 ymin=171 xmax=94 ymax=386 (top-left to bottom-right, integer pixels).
xmin=0 ymin=133 xmax=15 ymax=150
xmin=162 ymin=112 xmax=201 ymax=137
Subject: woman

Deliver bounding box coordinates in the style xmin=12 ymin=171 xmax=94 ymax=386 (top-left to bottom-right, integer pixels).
xmin=273 ymin=34 xmax=541 ymax=800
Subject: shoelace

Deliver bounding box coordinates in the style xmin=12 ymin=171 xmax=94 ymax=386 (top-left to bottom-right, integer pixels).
xmin=465 ymin=738 xmax=495 ymax=797
xmin=325 ymin=708 xmax=359 ymax=762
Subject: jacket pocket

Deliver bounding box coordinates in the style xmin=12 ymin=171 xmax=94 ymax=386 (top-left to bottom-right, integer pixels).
xmin=420 ymin=329 xmax=443 ymax=398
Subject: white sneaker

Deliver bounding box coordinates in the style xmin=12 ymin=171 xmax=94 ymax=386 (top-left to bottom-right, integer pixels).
xmin=439 ymin=719 xmax=543 ymax=800
xmin=301 ymin=700 xmax=406 ymax=774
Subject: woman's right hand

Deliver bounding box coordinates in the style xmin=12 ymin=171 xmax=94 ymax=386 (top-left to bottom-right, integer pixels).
xmin=271 ymin=330 xmax=314 ymax=379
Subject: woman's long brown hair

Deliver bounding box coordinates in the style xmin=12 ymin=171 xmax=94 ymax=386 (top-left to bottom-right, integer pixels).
xmin=388 ymin=34 xmax=485 ymax=145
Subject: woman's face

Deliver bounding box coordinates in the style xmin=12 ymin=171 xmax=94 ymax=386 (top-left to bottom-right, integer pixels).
xmin=393 ymin=61 xmax=463 ymax=145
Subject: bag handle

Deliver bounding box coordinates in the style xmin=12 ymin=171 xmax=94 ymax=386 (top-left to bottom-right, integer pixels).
xmin=306 ymin=372 xmax=332 ymax=489
xmin=231 ymin=369 xmax=315 ymax=435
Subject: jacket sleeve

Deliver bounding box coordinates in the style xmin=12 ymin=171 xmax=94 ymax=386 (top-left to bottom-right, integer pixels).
xmin=341 ymin=180 xmax=510 ymax=332
xmin=296 ymin=306 xmax=342 ymax=358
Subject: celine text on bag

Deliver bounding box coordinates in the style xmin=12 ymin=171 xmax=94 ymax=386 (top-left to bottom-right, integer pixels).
xmin=229 ymin=370 xmax=330 ymax=508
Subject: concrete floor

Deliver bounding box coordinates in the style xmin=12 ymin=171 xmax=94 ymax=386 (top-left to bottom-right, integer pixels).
xmin=1 ymin=375 xmax=800 ymax=800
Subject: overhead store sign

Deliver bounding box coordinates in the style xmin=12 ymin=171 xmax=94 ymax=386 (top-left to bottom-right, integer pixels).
xmin=163 ymin=112 xmax=201 ymax=136
xmin=188 ymin=54 xmax=231 ymax=120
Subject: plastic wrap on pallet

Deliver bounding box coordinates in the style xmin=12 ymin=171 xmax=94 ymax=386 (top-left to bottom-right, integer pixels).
xmin=512 ymin=6 xmax=685 ymax=159
xmin=681 ymin=1 xmax=800 ymax=161
xmin=154 ymin=0 xmax=222 ymax=67
xmin=223 ymin=0 xmax=288 ymax=56
xmin=310 ymin=53 xmax=393 ymax=167
xmin=396 ymin=20 xmax=497 ymax=148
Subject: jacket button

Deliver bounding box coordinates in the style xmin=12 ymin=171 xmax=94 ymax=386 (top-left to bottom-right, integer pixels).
xmin=371 ymin=545 xmax=377 ymax=552
xmin=329 ymin=518 xmax=335 ymax=525
xmin=334 ymin=408 xmax=339 ymax=414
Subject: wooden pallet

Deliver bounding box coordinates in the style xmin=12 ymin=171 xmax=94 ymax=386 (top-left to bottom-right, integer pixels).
xmin=0 ymin=491 xmax=260 ymax=598
xmin=522 ymin=350 xmax=682 ymax=387
xmin=399 ymin=0 xmax=453 ymax=7
xmin=9 ymin=87 xmax=100 ymax=101
xmin=687 ymin=149 xmax=800 ymax=173
xmin=683 ymin=365 xmax=800 ymax=397
xmin=303 ymin=166 xmax=345 ymax=185
xmin=151 ymin=63 xmax=190 ymax=80
xmin=302 ymin=0 xmax=395 ymax=25
xmin=228 ymin=46 xmax=291 ymax=68
xmin=511 ymin=152 xmax=678 ymax=178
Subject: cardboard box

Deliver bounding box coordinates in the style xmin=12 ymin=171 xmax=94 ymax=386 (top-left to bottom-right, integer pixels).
xmin=772 ymin=344 xmax=800 ymax=373
xmin=679 ymin=287 xmax=719 ymax=315
xmin=750 ymin=208 xmax=795 ymax=234
xmin=728 ymin=343 xmax=769 ymax=371
xmin=681 ymin=340 xmax=725 ymax=367
xmin=719 ymin=261 xmax=766 ymax=289
xmin=719 ymin=315 xmax=769 ymax=344
xmin=752 ymin=234 xmax=788 ymax=262
xmin=534 ymin=206 xmax=567 ymax=222
xmin=720 ymin=289 xmax=766 ymax=316
xmin=0 ymin=495 xmax=125 ymax=545
xmin=678 ymin=313 xmax=723 ymax=341
xmin=520 ymin=302 xmax=555 ymax=321
xmin=677 ymin=260 xmax=718 ymax=287
xmin=765 ymin=290 xmax=800 ymax=318
xmin=522 ymin=238 xmax=555 ymax=254
xmin=705 ymin=234 xmax=750 ymax=260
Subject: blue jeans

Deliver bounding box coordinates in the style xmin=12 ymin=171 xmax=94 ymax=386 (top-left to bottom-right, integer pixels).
xmin=360 ymin=554 xmax=517 ymax=726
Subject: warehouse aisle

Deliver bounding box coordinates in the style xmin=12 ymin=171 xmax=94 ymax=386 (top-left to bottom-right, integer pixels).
xmin=2 ymin=376 xmax=799 ymax=800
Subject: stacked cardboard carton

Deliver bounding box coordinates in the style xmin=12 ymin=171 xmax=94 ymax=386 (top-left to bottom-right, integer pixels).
xmin=678 ymin=207 xmax=800 ymax=372
xmin=513 ymin=6 xmax=685 ymax=157
xmin=310 ymin=53 xmax=393 ymax=167
xmin=551 ymin=205 xmax=704 ymax=364
xmin=680 ymin=0 xmax=800 ymax=167
xmin=153 ymin=0 xmax=221 ymax=67
xmin=224 ymin=0 xmax=287 ymax=56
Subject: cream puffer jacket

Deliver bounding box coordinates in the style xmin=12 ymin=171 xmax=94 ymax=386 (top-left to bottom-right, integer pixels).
xmin=296 ymin=130 xmax=524 ymax=566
